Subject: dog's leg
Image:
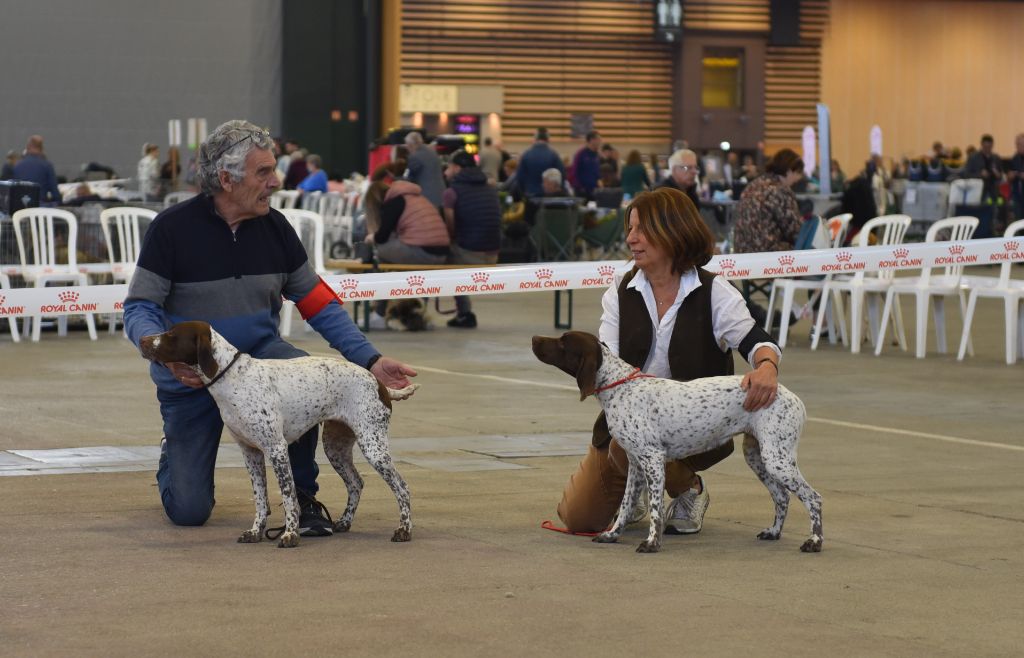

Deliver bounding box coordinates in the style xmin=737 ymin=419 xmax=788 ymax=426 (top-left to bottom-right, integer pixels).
xmin=266 ymin=443 xmax=301 ymax=548
xmin=750 ymin=433 xmax=823 ymax=553
xmin=593 ymin=450 xmax=647 ymax=546
xmin=322 ymin=420 xmax=364 ymax=533
xmin=635 ymin=452 xmax=666 ymax=553
xmin=742 ymin=433 xmax=790 ymax=542
xmin=355 ymin=426 xmax=412 ymax=542
xmin=237 ymin=442 xmax=268 ymax=543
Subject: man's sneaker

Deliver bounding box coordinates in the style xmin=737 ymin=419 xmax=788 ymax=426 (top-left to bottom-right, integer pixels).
xmin=447 ymin=312 xmax=477 ymax=328
xmin=663 ymin=476 xmax=709 ymax=535
xmin=368 ymin=311 xmax=388 ymax=331
xmin=298 ymin=492 xmax=334 ymax=537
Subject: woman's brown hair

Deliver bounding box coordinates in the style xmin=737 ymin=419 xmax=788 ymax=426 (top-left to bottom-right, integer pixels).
xmin=625 ymin=149 xmax=642 ymax=167
xmin=765 ymin=148 xmax=804 ymax=176
xmin=362 ymin=180 xmax=390 ymax=233
xmin=623 ymin=187 xmax=715 ymax=273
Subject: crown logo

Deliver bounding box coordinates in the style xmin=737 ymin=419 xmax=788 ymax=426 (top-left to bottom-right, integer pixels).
xmin=597 ymin=265 xmax=615 ymax=277
xmin=778 ymin=255 xmax=795 ymax=266
xmin=406 ymin=275 xmax=425 ymax=287
xmin=58 ymin=291 xmax=79 ymax=303
xmin=719 ymin=258 xmax=735 ymax=269
xmin=1006 ymin=241 xmax=1019 ymax=251
xmin=535 ymin=268 xmax=553 ymax=280
xmin=471 ymin=272 xmax=490 ymax=283
xmin=340 ymin=278 xmax=358 ymax=290
xmin=948 ymin=244 xmax=965 ymax=256
xmin=893 ymin=248 xmax=909 ymax=259
xmin=836 ymin=251 xmax=853 ymax=262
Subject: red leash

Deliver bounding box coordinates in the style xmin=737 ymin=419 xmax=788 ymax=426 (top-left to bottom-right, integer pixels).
xmin=591 ymin=367 xmax=654 ymax=396
xmin=540 ymin=520 xmax=605 ymax=537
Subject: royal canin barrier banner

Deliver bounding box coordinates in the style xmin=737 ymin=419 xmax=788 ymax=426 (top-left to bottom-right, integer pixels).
xmin=1 ymin=238 xmax=1022 ymax=319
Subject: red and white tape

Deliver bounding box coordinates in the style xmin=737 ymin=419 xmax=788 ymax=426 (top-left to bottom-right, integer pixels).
xmin=1 ymin=237 xmax=1021 ymax=319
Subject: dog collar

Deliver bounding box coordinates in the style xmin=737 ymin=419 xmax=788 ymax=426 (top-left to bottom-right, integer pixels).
xmin=591 ymin=367 xmax=654 ymax=395
xmin=205 ymin=350 xmax=242 ymax=388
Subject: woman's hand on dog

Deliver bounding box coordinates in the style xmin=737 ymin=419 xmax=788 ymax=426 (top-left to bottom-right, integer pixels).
xmin=371 ymin=357 xmax=418 ymax=389
xmin=740 ymin=361 xmax=778 ymax=411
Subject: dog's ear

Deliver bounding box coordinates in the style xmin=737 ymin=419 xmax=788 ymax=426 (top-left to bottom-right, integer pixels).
xmin=196 ymin=326 xmax=219 ymax=380
xmin=576 ymin=352 xmax=599 ymax=401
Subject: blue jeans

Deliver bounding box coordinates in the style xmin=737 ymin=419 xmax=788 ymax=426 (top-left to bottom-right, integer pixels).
xmin=155 ymin=339 xmax=319 ymax=526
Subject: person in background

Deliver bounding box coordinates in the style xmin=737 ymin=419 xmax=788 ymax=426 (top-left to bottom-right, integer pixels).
xmin=647 ymin=152 xmax=664 ymax=186
xmin=618 ymin=151 xmax=651 ymax=199
xmin=137 ymin=143 xmax=161 ymax=202
xmin=404 ymin=131 xmax=446 ymax=209
xmin=600 ymin=143 xmax=620 ymax=175
xmin=732 ymin=148 xmax=806 ymax=329
xmin=276 ymin=138 xmax=298 ymax=179
xmin=363 ymin=179 xmax=451 ymax=329
xmin=160 ymin=146 xmax=182 ymax=193
xmin=555 ymin=187 xmax=782 ymax=535
xmin=570 ymin=130 xmax=602 ymax=200
xmin=1008 ymin=133 xmax=1024 ymax=220
xmin=517 ymin=127 xmax=564 ymax=198
xmin=122 ymin=119 xmax=416 ymax=535
xmin=442 ymin=149 xmax=502 ymax=328
xmin=965 ymin=134 xmax=1004 ymax=203
xmin=2 ymin=149 xmax=18 ymax=179
xmin=13 ymin=135 xmax=61 ymax=204
xmin=478 ymin=137 xmax=503 ymax=185
xmin=283 ymin=149 xmax=308 ymax=190
xmin=297 ymin=154 xmax=328 ymax=194
xmin=656 ymin=148 xmax=700 ymax=210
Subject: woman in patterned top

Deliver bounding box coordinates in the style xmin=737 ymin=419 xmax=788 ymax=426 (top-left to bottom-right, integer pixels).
xmin=732 ymin=148 xmax=805 ymax=254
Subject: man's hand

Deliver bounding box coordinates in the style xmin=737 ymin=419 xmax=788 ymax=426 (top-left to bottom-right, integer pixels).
xmin=371 ymin=356 xmax=417 ymax=389
xmin=740 ymin=361 xmax=778 ymax=411
xmin=167 ymin=362 xmax=204 ymax=389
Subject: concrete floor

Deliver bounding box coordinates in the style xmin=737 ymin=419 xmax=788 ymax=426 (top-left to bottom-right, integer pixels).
xmin=1 ymin=277 xmax=1022 ymax=657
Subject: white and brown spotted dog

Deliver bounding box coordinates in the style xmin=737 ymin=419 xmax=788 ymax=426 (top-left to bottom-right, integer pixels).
xmin=140 ymin=321 xmax=416 ymax=548
xmin=532 ymin=331 xmax=822 ymax=554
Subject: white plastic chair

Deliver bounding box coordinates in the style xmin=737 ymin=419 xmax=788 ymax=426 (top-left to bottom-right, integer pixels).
xmin=12 ymin=208 xmax=98 ymax=341
xmin=319 ymin=191 xmax=354 ymax=259
xmin=100 ymin=207 xmax=157 ymax=333
xmin=300 ymin=190 xmax=323 ymax=211
xmin=279 ymin=209 xmax=327 ymax=337
xmin=812 ymin=214 xmax=912 ymax=353
xmin=270 ymin=190 xmax=301 ymax=210
xmin=957 ymin=219 xmax=1024 ymax=364
xmin=765 ymin=214 xmax=852 ymax=348
xmin=163 ymin=191 xmax=196 ymax=208
xmin=947 ymin=179 xmax=983 ymax=213
xmin=116 ymin=189 xmax=147 ymax=203
xmin=874 ymin=216 xmax=979 ymax=358
xmin=0 ymin=252 xmax=18 ymax=341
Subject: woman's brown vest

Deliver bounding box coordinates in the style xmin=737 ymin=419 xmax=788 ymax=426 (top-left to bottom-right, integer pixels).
xmin=592 ymin=267 xmax=734 ymax=448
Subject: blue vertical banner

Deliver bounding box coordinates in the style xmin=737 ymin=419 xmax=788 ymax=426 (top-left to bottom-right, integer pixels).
xmin=816 ymin=103 xmax=832 ymax=196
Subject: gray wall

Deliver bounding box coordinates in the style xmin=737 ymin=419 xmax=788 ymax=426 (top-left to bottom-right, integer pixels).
xmin=0 ymin=0 xmax=282 ymax=185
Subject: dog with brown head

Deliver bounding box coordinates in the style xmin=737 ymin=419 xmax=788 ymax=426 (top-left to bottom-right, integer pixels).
xmin=531 ymin=331 xmax=603 ymax=401
xmin=139 ymin=320 xmax=220 ymax=380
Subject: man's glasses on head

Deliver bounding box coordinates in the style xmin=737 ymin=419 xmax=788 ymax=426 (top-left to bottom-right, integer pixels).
xmin=213 ymin=129 xmax=270 ymax=159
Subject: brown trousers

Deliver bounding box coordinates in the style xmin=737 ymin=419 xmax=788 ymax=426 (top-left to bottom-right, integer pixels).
xmin=556 ymin=439 xmax=734 ymax=533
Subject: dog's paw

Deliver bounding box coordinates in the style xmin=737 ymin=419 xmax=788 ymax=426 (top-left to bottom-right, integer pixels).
xmin=333 ymin=518 xmax=352 ymax=533
xmin=391 ymin=528 xmax=411 ymax=542
xmin=592 ymin=532 xmax=618 ymax=544
xmin=237 ymin=529 xmax=263 ymax=544
xmin=757 ymin=529 xmax=781 ymax=541
xmin=800 ymin=536 xmax=823 ymax=553
xmin=276 ymin=531 xmax=300 ymax=548
xmin=636 ymin=540 xmax=661 ymax=553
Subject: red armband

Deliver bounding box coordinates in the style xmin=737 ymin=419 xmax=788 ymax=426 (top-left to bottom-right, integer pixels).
xmin=295 ymin=277 xmax=343 ymax=320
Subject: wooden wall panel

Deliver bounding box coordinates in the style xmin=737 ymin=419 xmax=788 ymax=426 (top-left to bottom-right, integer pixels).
xmin=821 ymin=0 xmax=1024 ymax=177
xmin=401 ymin=0 xmax=674 ymax=147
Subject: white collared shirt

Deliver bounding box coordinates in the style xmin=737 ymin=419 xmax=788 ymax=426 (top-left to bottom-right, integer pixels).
xmin=598 ymin=267 xmax=781 ymax=378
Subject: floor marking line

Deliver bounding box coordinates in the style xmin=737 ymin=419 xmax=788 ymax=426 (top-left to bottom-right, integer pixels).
xmin=412 ymin=365 xmax=1023 ymax=453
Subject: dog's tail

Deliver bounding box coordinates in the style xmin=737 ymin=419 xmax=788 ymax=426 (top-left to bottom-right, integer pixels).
xmin=387 ymin=383 xmax=419 ymax=401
